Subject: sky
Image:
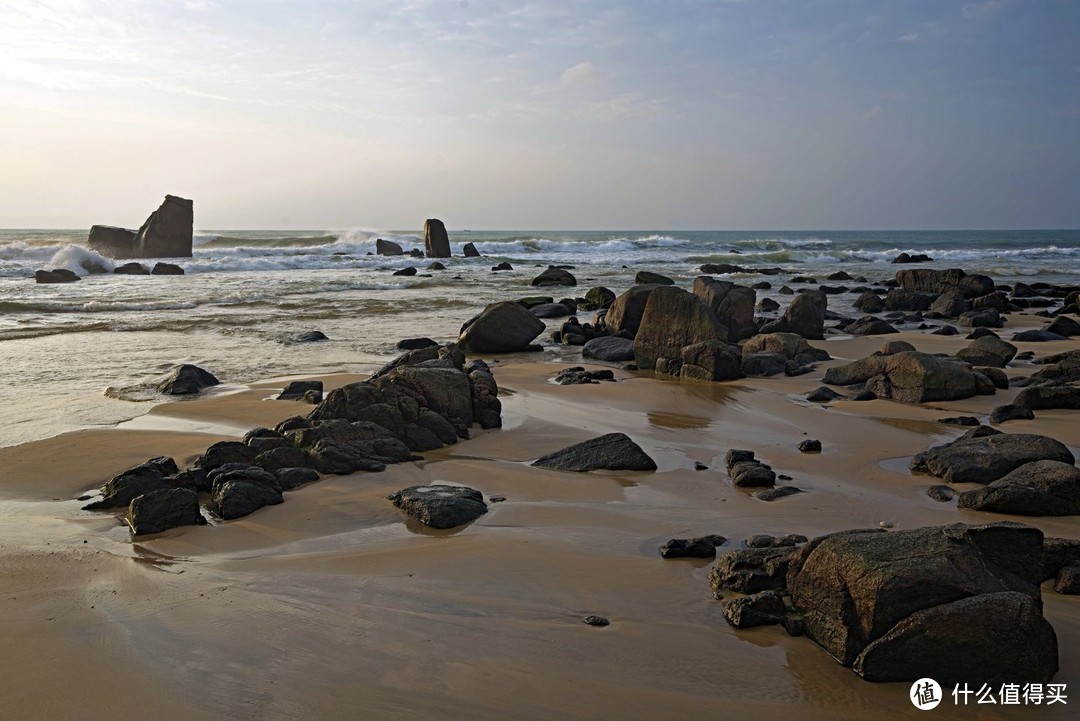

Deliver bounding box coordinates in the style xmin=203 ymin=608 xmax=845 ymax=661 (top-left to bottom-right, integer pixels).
xmin=0 ymin=0 xmax=1078 ymax=231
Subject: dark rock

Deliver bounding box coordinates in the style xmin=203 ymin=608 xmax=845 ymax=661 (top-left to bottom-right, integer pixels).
xmin=853 ymin=292 xmax=884 ymax=313
xmin=156 ymin=364 xmax=220 ymax=395
xmin=742 ymin=332 xmax=829 ymax=361
xmin=633 ymin=286 xmax=728 ymax=372
xmin=530 ymin=303 xmax=571 ymax=319
xmin=723 ymin=590 xmax=787 ymax=629
xmin=194 ymin=441 xmax=258 ymax=471
xmin=532 ymin=433 xmax=656 ymax=472
xmin=693 ymin=277 xmax=758 ymax=341
xmin=86 ymin=225 xmax=137 ymax=258
xmin=755 ymin=486 xmax=804 ymax=501
xmin=426 ymin=262 xmax=446 ymax=271
xmin=112 ymin=261 xmax=148 ymax=275
xmin=976 ymin=366 xmax=1009 ymax=389
xmin=133 ymin=195 xmax=193 ymax=258
xmin=397 ymin=337 xmax=439 ymax=351
xmin=852 ymin=591 xmax=1057 ymax=683
xmin=758 ymin=290 xmax=827 ymax=340
xmin=151 ymin=262 xmax=184 ymax=275
xmin=1046 ymin=316 xmax=1080 ymax=338
xmin=709 ymin=547 xmax=795 ymax=595
xmin=287 ymin=330 xmax=329 ymax=344
xmin=806 ymin=387 xmax=842 ymax=403
xmin=583 ymin=615 xmax=610 ymax=627
xmin=308 ymin=439 xmax=388 ymax=474
xmin=491 ymin=262 xmax=513 ymax=271
xmin=927 ymin=485 xmax=954 ymax=502
xmin=910 ymin=432 xmax=1075 ymax=484
xmin=83 ymin=459 xmax=173 ymax=510
xmin=989 ymin=404 xmax=1035 ymax=424
xmin=275 ymin=467 xmax=320 ymax=490
xmin=1055 ymin=565 xmax=1080 ymax=594
xmin=34 ymin=268 xmax=81 ymax=283
xmin=787 ymin=523 xmax=1047 ymax=673
xmin=376 ymin=238 xmax=404 ymax=255
xmin=729 ymin=459 xmax=776 ymax=488
xmin=955 ymin=335 xmax=1017 ymax=368
xmin=891 ymin=252 xmax=932 ymax=264
xmin=584 ymin=286 xmax=616 ymax=309
xmin=958 ymin=308 xmax=1003 ymax=328
xmin=798 ymin=439 xmax=822 ymax=453
xmin=462 ymin=242 xmax=481 ymax=257
xmin=424 ymin=219 xmax=450 ymax=258
xmin=659 ymin=535 xmax=726 ymax=559
xmin=884 ymin=288 xmax=934 ymax=312
xmin=393 ymin=266 xmax=417 ymax=276
xmin=582 ymin=336 xmax=635 ymax=362
xmin=1013 ymin=330 xmax=1067 ymax=342
xmin=822 ymin=351 xmax=993 ymax=403
xmin=531 ymin=266 xmax=577 ymax=287
xmin=387 ymin=484 xmax=487 ymax=529
xmin=278 ymin=380 xmax=323 ymax=401
xmin=459 ymin=302 xmax=545 ymax=353
xmin=129 ymin=488 xmax=203 ymax=535
xmin=255 ymin=446 xmax=309 ymax=472
xmin=635 ymin=270 xmax=674 ymax=285
xmin=895 ymin=268 xmax=995 ymax=298
xmin=680 ymin=340 xmax=742 ymax=382
xmin=209 ymin=478 xmax=283 ymax=520
xmin=929 ymin=288 xmax=971 ymax=317
xmin=603 ymin=284 xmax=659 ymax=336
xmin=845 ymin=316 xmax=898 ymax=336
xmin=554 ymin=367 xmax=615 ymax=385
xmin=932 ymin=324 xmax=959 ymax=336
xmin=757 ymin=297 xmax=780 ymax=312
xmin=958 ymin=460 xmax=1080 ymax=516
xmin=938 ymin=416 xmax=980 ymax=426
xmin=1015 ymin=384 xmax=1080 ymax=411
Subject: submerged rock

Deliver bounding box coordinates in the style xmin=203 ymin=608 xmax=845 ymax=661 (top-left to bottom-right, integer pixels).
xmin=157 ymin=364 xmax=220 ymax=395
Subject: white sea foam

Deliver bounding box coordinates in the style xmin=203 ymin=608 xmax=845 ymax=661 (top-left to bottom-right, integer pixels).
xmin=46 ymin=245 xmax=115 ymax=275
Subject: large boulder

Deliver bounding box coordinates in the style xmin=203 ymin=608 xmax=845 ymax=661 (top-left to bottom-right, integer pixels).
xmin=679 ymin=340 xmax=742 ymax=381
xmin=741 ymin=332 xmax=829 ymax=362
xmin=633 ymin=286 xmax=728 ymax=371
xmin=371 ymin=366 xmax=474 ymax=429
xmin=458 ymin=302 xmax=545 ymax=353
xmin=929 ymin=288 xmax=971 ymax=317
xmin=692 ymin=276 xmax=757 ymax=341
xmin=958 ymin=460 xmax=1080 ymax=516
xmin=895 ymin=268 xmax=995 ymax=298
xmin=884 ymin=288 xmax=934 ymax=312
xmin=35 ymin=269 xmax=81 ymax=283
xmin=910 ymin=432 xmax=1075 ymax=484
xmin=129 ymin=488 xmax=204 ymax=535
xmin=531 ymin=266 xmax=577 ymax=287
xmin=787 ymin=523 xmax=1053 ymax=681
xmin=83 ymin=457 xmax=177 ymax=509
xmin=156 ymin=364 xmax=220 ymax=395
xmin=758 ymin=290 xmax=826 ymax=340
xmin=532 ymin=433 xmax=657 ymax=472
xmin=387 ymin=484 xmax=487 ymax=529
xmin=134 ymin=195 xmax=193 ymax=258
xmin=955 ymin=335 xmax=1017 ymax=368
xmin=1015 ymin=384 xmax=1080 ymax=411
xmin=852 ymin=592 xmax=1058 ymax=684
xmin=822 ymin=351 xmax=993 ymax=403
xmin=709 ymin=547 xmax=796 ymax=595
xmin=424 ymin=218 xmax=450 ymax=258
xmin=209 ymin=478 xmax=283 ymax=520
xmin=87 ymin=225 xmax=138 ymax=258
xmin=603 ymin=284 xmax=659 ymax=336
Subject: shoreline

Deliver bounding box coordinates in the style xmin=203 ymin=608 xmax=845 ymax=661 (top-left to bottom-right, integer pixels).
xmin=1 ymin=318 xmax=1079 ymax=719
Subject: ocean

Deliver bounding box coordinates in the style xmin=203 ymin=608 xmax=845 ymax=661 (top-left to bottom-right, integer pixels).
xmin=1 ymin=227 xmax=1078 ymax=448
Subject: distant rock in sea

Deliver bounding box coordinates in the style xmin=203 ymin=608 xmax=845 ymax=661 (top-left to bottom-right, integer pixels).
xmin=88 ymin=194 xmax=194 ymax=258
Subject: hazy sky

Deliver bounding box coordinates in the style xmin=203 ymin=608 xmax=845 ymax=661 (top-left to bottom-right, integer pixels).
xmin=1 ymin=0 xmax=1077 ymax=230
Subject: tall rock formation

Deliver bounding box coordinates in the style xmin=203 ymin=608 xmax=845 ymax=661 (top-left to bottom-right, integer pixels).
xmin=424 ymin=218 xmax=451 ymax=258
xmin=136 ymin=195 xmax=193 ymax=257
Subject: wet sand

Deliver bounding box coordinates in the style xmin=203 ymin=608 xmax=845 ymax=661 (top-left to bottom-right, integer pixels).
xmin=1 ymin=320 xmax=1078 ymax=720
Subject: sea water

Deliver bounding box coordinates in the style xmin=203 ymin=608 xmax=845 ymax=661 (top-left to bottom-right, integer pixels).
xmin=1 ymin=227 xmax=1078 ymax=447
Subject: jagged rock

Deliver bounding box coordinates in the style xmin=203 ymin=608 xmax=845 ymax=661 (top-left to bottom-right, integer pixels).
xmin=129 ymin=488 xmax=204 ymax=535
xmin=134 ymin=195 xmax=194 ymax=258
xmin=822 ymin=351 xmax=993 ymax=403
xmin=255 ymin=446 xmax=309 ymax=472
xmin=532 ymin=433 xmax=656 ymax=472
xmin=659 ymin=535 xmax=726 ymax=559
xmin=376 ymin=238 xmax=403 ymax=255
xmin=958 ymin=460 xmax=1080 ymax=516
xmin=910 ymin=432 xmax=1074 ymax=484
xmin=156 ymin=364 xmax=220 ymax=395
xmin=989 ymin=403 xmax=1034 ymax=424
xmin=891 ymin=252 xmax=932 ymax=264
xmin=758 ymin=290 xmax=827 ymax=339
xmin=459 ymin=301 xmax=545 ymax=353
xmin=387 ymin=484 xmax=487 ymax=529
xmin=554 ymin=367 xmax=614 ymax=385
xmin=693 ymin=277 xmax=758 ymax=341
xmin=582 ymin=336 xmax=635 ymax=362
xmin=424 ymin=219 xmax=450 ymax=258
xmin=723 ymin=590 xmax=787 ymax=629
xmin=708 ymin=546 xmax=796 ymax=595
xmin=955 ymin=335 xmax=1017 ymax=368
xmin=308 ymin=439 xmax=389 ymax=474
xmin=634 ymin=286 xmax=728 ymax=371
xmin=531 ymin=266 xmax=577 ymax=287
xmin=787 ymin=523 xmax=1049 ymax=678
xmin=635 ymin=270 xmax=674 ymax=285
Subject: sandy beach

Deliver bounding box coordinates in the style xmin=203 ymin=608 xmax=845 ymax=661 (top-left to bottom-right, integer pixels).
xmin=1 ymin=315 xmax=1077 ymax=721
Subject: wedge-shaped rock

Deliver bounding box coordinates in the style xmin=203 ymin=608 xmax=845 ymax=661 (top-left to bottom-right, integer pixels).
xmin=532 ymin=432 xmax=657 ymax=472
